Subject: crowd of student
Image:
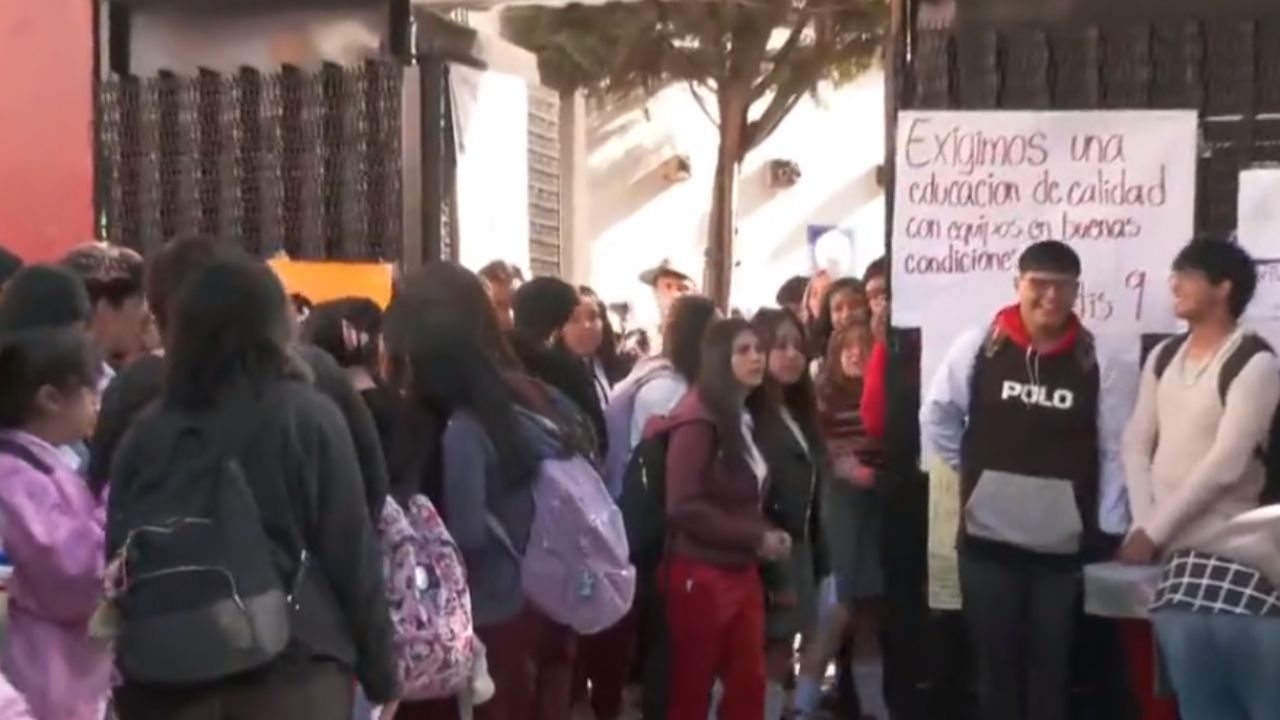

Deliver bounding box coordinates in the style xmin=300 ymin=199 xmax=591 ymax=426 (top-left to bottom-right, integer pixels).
xmin=0 ymin=230 xmax=1276 ymax=720
xmin=0 ymin=239 xmax=898 ymax=720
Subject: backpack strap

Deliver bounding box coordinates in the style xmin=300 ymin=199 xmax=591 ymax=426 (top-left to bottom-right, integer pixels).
xmin=485 ymin=513 xmax=521 ymax=561
xmin=1217 ymin=333 xmax=1274 ymax=404
xmin=0 ymin=437 xmax=54 ymax=476
xmin=1152 ymin=334 xmax=1189 ymax=381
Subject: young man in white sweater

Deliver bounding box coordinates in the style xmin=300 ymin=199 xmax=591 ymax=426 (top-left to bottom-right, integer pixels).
xmin=1121 ymin=237 xmax=1280 ymax=720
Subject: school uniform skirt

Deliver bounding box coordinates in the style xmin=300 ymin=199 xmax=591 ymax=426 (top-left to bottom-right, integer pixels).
xmin=765 ymin=541 xmax=818 ymax=641
xmin=822 ymin=480 xmax=884 ymax=603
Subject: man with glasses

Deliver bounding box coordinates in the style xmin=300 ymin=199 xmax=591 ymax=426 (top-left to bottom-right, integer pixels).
xmin=921 ymin=241 xmax=1133 ymax=720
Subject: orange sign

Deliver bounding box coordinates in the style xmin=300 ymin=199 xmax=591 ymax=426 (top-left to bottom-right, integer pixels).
xmin=267 ymin=258 xmax=394 ymax=309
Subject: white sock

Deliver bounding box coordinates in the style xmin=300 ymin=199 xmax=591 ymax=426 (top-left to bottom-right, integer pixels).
xmin=853 ymin=660 xmax=888 ymax=720
xmin=765 ymin=681 xmax=787 ymax=720
xmin=708 ymin=680 xmax=723 ymax=720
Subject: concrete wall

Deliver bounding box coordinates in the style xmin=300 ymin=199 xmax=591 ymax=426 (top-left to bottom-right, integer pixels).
xmin=0 ymin=0 xmax=95 ymax=260
xmin=570 ymin=69 xmax=887 ymax=319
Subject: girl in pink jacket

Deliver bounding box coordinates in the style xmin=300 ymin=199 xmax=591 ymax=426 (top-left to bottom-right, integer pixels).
xmin=0 ymin=675 xmax=33 ymax=720
xmin=0 ymin=327 xmax=110 ymax=720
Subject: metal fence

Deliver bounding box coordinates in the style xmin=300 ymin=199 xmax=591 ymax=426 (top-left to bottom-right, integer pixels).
xmin=98 ymin=59 xmax=404 ymax=261
xmin=904 ymin=16 xmax=1280 ymax=237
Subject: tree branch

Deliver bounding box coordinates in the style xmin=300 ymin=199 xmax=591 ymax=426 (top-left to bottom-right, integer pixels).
xmin=662 ymin=0 xmax=727 ymax=82
xmin=750 ymin=15 xmax=808 ymax=101
xmin=742 ymin=81 xmax=805 ymax=154
xmin=687 ymin=79 xmax=720 ymax=129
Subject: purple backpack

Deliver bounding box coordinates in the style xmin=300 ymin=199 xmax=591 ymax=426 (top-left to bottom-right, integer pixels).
xmin=602 ymin=359 xmax=679 ymax=498
xmin=379 ymin=495 xmax=477 ymax=700
xmin=491 ymin=411 xmax=636 ymax=635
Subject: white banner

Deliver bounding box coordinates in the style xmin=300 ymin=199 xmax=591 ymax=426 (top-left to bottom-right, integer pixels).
xmin=1237 ymin=167 xmax=1280 ymax=347
xmin=891 ymin=110 xmax=1198 ymax=390
xmin=892 ymin=111 xmax=1199 ymax=609
xmin=450 ymin=64 xmax=530 ymax=275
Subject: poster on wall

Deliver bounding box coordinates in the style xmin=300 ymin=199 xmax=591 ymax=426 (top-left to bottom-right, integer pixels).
xmin=891 ymin=109 xmax=1199 ymax=609
xmin=1237 ymin=168 xmax=1280 ymax=325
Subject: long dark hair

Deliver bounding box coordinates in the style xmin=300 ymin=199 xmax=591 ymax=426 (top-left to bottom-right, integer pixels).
xmin=384 ymin=305 xmax=537 ymax=490
xmin=810 ymin=277 xmax=867 ymax=358
xmin=303 ymin=297 xmax=383 ymax=372
xmin=752 ymin=308 xmax=820 ymax=442
xmin=389 ymin=263 xmax=519 ymax=370
xmin=508 ymin=277 xmax=606 ymax=454
xmin=664 ymin=295 xmax=719 ymax=382
xmin=164 ymin=258 xmax=294 ymax=411
xmin=579 ymin=285 xmax=624 ymax=382
xmin=697 ymin=318 xmax=766 ymax=471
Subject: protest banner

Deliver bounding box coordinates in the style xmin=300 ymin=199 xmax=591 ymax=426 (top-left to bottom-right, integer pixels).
xmin=890 ymin=110 xmax=1199 ymax=608
xmin=892 ymin=110 xmax=1197 ymax=394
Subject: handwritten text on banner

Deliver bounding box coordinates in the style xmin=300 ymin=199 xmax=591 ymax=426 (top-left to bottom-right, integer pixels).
xmin=892 ymin=110 xmax=1198 ymax=331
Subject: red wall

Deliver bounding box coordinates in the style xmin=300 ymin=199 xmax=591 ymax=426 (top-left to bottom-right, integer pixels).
xmin=0 ymin=0 xmax=95 ymax=261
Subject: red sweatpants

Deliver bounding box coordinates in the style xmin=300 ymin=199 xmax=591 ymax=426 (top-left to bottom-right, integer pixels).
xmin=396 ymin=603 xmax=576 ymax=720
xmin=665 ymin=557 xmax=766 ymax=720
xmin=573 ymin=609 xmax=637 ymax=720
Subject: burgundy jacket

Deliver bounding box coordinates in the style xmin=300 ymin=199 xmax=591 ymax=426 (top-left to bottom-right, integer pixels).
xmin=648 ymin=389 xmax=771 ymax=569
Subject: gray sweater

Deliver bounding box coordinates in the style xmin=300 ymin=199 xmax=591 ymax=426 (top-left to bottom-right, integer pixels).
xmin=441 ymin=410 xmax=535 ymax=627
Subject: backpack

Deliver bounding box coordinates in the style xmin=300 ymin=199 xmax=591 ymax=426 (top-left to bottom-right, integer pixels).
xmin=602 ymin=360 xmax=678 ymax=499
xmin=1152 ymin=332 xmax=1280 ymax=504
xmin=111 ymin=387 xmax=298 ymax=685
xmin=490 ymin=408 xmax=635 ymax=635
xmin=378 ymin=494 xmax=477 ymax=700
xmin=617 ymin=426 xmax=674 ymax=577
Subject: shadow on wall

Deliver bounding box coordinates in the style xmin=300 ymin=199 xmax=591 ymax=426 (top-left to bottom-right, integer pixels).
xmin=737 ymin=162 xmax=774 ymax=222
xmin=695 ymin=162 xmax=882 ymax=270
xmin=586 ymin=92 xmax=694 ymax=237
xmin=588 ymin=91 xmax=651 ymax=153
xmin=767 ymin=164 xmax=883 ymax=267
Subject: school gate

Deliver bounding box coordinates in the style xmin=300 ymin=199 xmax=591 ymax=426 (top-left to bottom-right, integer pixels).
xmin=882 ymin=2 xmax=1280 ymax=719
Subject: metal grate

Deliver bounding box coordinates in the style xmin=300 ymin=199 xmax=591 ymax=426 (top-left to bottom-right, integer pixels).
xmin=905 ymin=13 xmax=1280 ymax=237
xmin=98 ymin=60 xmax=403 ymax=261
xmin=527 ymin=84 xmax=562 ymax=277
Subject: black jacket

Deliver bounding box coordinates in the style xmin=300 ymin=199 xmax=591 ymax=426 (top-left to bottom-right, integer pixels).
xmin=758 ymin=410 xmax=830 ymax=586
xmin=108 ymin=378 xmax=398 ymax=703
xmin=90 ymin=346 xmax=391 ymax=521
xmin=508 ymin=334 xmax=608 ymax=459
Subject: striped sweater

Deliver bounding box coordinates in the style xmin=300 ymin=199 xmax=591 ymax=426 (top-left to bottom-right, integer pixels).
xmin=819 ymin=378 xmax=885 ymax=482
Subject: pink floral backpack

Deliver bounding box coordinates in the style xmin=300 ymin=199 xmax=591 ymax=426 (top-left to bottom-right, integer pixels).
xmin=378 ymin=495 xmax=477 ymax=700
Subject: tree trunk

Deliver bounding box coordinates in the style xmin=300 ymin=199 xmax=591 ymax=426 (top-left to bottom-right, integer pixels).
xmin=704 ymin=86 xmax=748 ymax=309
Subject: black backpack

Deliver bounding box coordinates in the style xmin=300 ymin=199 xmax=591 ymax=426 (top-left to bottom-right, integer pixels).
xmin=617 ymin=427 xmax=672 ymax=577
xmin=617 ymin=425 xmax=676 ymax=720
xmin=1152 ymin=333 xmax=1280 ymax=505
xmin=112 ymin=386 xmax=300 ymax=685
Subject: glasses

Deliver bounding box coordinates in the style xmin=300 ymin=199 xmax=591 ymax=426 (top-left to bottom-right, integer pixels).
xmin=1023 ymin=275 xmax=1079 ymax=296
